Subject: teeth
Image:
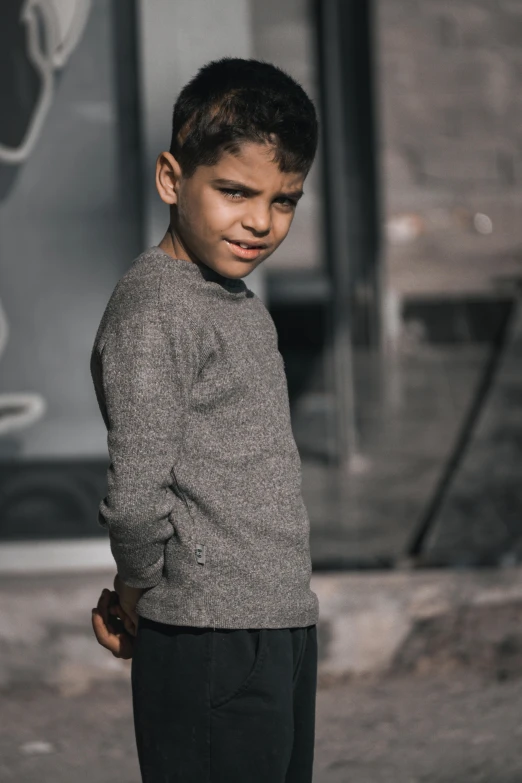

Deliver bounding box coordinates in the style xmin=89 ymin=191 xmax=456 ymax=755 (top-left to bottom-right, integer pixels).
xmin=227 ymin=240 xmax=262 ymax=250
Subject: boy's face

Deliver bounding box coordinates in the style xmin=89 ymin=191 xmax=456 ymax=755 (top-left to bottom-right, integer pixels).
xmin=156 ymin=142 xmax=306 ymax=279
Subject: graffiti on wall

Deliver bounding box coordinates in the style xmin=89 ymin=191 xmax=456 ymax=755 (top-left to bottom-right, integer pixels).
xmin=0 ymin=0 xmax=92 ymax=165
xmin=0 ymin=298 xmax=45 ymax=437
xmin=0 ymin=0 xmax=91 ymax=441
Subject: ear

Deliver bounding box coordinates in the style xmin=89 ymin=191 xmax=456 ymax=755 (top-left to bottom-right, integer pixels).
xmin=156 ymin=151 xmax=182 ymax=205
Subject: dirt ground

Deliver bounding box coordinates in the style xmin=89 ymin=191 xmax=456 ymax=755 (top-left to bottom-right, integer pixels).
xmin=2 ymin=670 xmax=522 ymax=782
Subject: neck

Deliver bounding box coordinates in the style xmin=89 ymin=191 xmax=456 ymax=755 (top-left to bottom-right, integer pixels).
xmin=157 ymin=224 xmax=191 ymax=262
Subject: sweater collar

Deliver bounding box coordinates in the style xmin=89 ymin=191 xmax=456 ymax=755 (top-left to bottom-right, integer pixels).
xmin=151 ymin=246 xmax=249 ymax=300
xmin=151 ymin=245 xmax=249 ymax=299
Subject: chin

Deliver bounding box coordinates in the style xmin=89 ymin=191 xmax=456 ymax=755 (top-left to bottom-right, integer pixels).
xmin=214 ymin=259 xmax=254 ymax=279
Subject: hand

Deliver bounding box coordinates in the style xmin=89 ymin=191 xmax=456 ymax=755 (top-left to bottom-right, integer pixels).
xmin=91 ymin=588 xmax=134 ymax=659
xmin=113 ymin=574 xmax=144 ymax=637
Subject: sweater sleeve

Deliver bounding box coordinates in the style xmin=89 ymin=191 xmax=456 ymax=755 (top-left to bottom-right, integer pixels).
xmin=93 ymin=306 xmax=194 ymax=589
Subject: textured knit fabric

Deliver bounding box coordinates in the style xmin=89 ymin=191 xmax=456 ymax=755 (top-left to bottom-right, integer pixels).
xmin=90 ymin=245 xmax=319 ymax=629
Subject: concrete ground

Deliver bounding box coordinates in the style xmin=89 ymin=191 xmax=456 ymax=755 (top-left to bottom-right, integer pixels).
xmin=2 ymin=568 xmax=522 ymax=781
xmin=2 ymin=671 xmax=522 ymax=782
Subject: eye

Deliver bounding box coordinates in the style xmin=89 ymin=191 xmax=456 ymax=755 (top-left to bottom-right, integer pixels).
xmin=220 ymin=188 xmax=245 ymax=200
xmin=275 ymin=197 xmax=297 ymax=209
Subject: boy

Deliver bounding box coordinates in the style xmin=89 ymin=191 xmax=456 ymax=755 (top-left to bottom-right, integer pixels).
xmin=90 ymin=57 xmax=320 ymax=782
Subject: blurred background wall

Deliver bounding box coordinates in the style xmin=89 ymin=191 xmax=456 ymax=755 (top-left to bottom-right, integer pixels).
xmin=377 ymin=0 xmax=522 ymax=298
xmin=372 ymin=0 xmax=522 ymax=567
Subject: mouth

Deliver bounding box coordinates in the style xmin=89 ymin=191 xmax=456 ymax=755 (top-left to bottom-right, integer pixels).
xmin=224 ymin=239 xmax=268 ymax=261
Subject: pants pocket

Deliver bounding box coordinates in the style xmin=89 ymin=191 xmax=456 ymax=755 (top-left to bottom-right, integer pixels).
xmin=209 ymin=627 xmax=269 ymax=710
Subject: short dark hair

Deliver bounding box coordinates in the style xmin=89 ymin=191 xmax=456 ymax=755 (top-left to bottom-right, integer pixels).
xmin=169 ymin=57 xmax=318 ymax=178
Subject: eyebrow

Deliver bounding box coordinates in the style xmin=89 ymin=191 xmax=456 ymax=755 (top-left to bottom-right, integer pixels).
xmin=212 ymin=178 xmax=304 ymax=201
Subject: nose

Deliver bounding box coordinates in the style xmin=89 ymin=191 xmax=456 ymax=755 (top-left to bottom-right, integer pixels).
xmin=241 ymin=203 xmax=271 ymax=237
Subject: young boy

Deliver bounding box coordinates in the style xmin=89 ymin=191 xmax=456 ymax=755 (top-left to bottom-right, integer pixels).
xmin=90 ymin=57 xmax=320 ymax=783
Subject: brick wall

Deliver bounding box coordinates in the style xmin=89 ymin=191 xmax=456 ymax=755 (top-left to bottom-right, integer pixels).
xmin=375 ymin=0 xmax=522 ymax=295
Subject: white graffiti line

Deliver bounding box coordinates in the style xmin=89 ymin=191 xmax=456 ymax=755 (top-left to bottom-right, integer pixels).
xmin=0 ymin=0 xmax=92 ymax=165
xmin=0 ymin=393 xmax=46 ymax=436
xmin=0 ymin=298 xmax=46 ymax=436
xmin=46 ymin=0 xmax=93 ymax=69
xmin=0 ymin=296 xmax=9 ymax=358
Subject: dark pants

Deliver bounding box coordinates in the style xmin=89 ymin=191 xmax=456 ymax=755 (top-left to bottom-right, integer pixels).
xmin=131 ymin=617 xmax=318 ymax=782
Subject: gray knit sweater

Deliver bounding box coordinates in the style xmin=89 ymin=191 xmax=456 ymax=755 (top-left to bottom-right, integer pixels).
xmin=90 ymin=246 xmax=319 ymax=629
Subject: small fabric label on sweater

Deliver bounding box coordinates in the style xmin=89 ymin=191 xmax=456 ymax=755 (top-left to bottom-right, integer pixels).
xmin=195 ymin=544 xmax=206 ymax=565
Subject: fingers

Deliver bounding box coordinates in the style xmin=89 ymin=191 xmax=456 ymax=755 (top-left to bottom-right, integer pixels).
xmin=92 ymin=608 xmax=120 ymax=656
xmin=98 ymin=588 xmax=112 ymax=629
xmin=109 ymin=599 xmax=136 ymax=637
xmin=92 ymin=606 xmax=132 ymax=659
xmin=92 ymin=614 xmax=133 ymax=659
xmin=91 ymin=588 xmax=134 ymax=659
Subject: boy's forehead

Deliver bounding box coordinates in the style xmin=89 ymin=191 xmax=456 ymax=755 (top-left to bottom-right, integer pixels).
xmin=203 ymin=142 xmax=305 ymax=190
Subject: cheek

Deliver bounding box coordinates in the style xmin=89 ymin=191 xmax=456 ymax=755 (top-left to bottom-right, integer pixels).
xmin=208 ymin=202 xmax=237 ymax=231
xmin=179 ymin=195 xmax=217 ymax=242
xmin=196 ymin=193 xmax=238 ymax=240
xmin=272 ymin=210 xmax=295 ymax=243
